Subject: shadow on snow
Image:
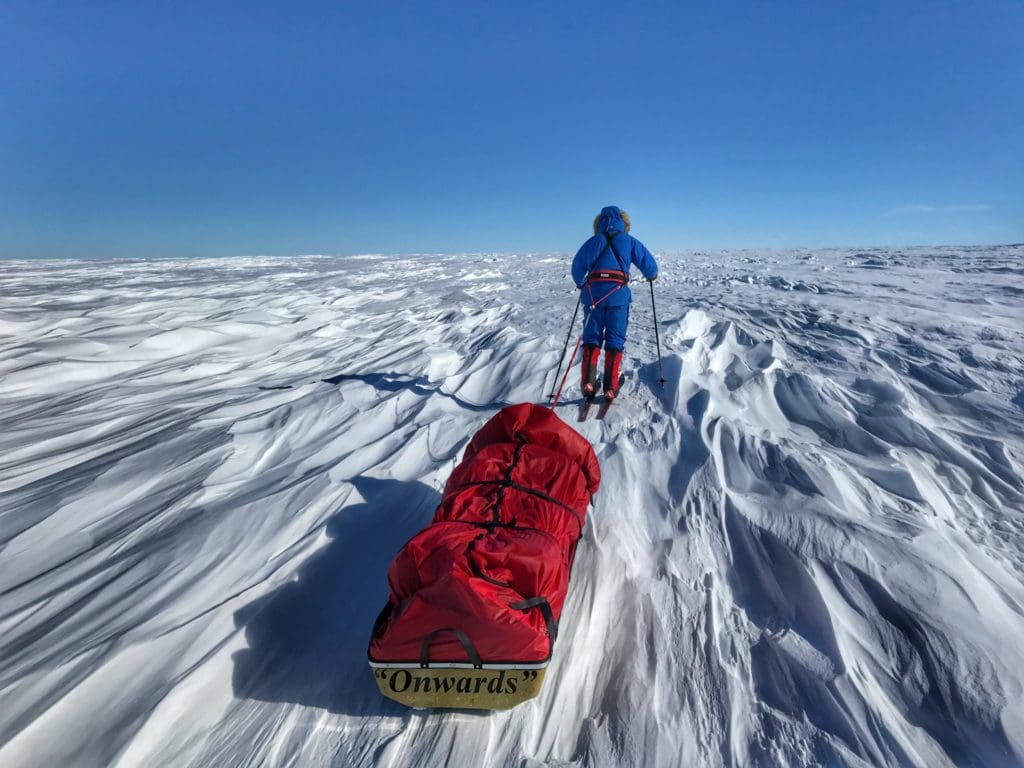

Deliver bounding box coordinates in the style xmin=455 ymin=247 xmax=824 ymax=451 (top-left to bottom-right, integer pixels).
xmin=231 ymin=475 xmax=439 ymax=716
xmin=322 ymin=372 xmax=513 ymax=413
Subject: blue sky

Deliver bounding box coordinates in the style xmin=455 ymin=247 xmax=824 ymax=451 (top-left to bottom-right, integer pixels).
xmin=2 ymin=1 xmax=1022 ymax=258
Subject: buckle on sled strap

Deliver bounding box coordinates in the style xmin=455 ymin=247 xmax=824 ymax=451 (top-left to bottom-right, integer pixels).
xmin=420 ymin=628 xmax=484 ymax=669
xmin=587 ymin=269 xmax=628 ymax=285
xmin=510 ymin=596 xmax=558 ymax=642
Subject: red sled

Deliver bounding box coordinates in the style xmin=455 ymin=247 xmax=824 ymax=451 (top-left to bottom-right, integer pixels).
xmin=368 ymin=403 xmax=600 ymax=709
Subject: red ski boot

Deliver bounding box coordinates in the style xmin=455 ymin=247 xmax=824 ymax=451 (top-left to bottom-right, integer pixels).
xmin=581 ymin=344 xmax=600 ymax=398
xmin=603 ymin=348 xmax=623 ymax=402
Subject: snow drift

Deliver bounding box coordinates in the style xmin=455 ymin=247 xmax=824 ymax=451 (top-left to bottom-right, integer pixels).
xmin=0 ymin=246 xmax=1022 ymax=767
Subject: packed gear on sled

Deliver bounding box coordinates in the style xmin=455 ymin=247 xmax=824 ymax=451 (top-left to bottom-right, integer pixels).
xmin=368 ymin=403 xmax=600 ymax=709
xmin=571 ymin=206 xmax=658 ymax=400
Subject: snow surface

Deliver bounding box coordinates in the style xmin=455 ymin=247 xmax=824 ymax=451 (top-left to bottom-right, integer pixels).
xmin=1 ymin=246 xmax=1023 ymax=767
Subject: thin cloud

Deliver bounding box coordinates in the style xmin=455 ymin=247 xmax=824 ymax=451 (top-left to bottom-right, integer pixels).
xmin=945 ymin=204 xmax=992 ymax=214
xmin=885 ymin=203 xmax=991 ymax=217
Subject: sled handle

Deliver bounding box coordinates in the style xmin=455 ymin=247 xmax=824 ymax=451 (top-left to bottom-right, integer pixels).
xmin=419 ymin=628 xmax=483 ymax=669
xmin=511 ymin=596 xmax=558 ymax=643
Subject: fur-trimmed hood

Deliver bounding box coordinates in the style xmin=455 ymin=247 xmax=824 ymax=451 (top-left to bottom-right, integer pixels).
xmin=593 ymin=206 xmax=631 ymax=235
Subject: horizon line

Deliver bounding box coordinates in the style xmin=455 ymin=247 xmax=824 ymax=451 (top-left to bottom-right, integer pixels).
xmin=2 ymin=241 xmax=1022 ymax=263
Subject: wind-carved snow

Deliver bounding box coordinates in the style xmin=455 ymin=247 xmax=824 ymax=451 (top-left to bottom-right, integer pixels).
xmin=1 ymin=247 xmax=1023 ymax=767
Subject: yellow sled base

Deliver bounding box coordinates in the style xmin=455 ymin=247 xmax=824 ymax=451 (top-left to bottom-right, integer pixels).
xmin=370 ymin=662 xmax=547 ymax=710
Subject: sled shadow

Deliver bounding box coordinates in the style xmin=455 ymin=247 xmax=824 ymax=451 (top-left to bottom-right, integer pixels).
xmin=322 ymin=371 xmax=512 ymax=413
xmin=231 ymin=475 xmax=439 ymax=716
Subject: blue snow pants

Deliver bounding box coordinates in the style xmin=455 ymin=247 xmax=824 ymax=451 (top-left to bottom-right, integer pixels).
xmin=582 ymin=302 xmax=630 ymax=351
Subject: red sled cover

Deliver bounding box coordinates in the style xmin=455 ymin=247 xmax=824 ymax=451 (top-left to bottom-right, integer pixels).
xmin=368 ymin=403 xmax=600 ymax=666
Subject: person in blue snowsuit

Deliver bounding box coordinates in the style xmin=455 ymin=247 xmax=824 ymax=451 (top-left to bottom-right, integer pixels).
xmin=571 ymin=206 xmax=659 ymax=401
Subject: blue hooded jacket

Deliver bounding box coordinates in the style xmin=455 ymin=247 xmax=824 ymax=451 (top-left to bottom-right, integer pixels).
xmin=571 ymin=206 xmax=658 ymax=308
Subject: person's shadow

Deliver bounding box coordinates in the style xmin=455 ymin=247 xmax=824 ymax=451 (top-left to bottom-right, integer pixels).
xmin=232 ymin=475 xmax=440 ymax=716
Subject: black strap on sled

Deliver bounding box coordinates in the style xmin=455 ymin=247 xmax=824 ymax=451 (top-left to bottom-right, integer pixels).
xmin=511 ymin=596 xmax=558 ymax=643
xmin=490 ymin=435 xmax=528 ymax=525
xmin=459 ymin=478 xmax=584 ymax=535
xmin=467 ymin=535 xmax=513 ymax=588
xmin=419 ymin=627 xmax=483 ymax=669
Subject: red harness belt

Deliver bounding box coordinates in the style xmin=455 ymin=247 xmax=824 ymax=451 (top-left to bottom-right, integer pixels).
xmin=587 ymin=269 xmax=628 ymax=285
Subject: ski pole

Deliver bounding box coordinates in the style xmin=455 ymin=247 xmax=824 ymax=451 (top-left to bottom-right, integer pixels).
xmin=549 ymin=335 xmax=583 ymax=410
xmin=649 ymin=279 xmax=666 ymax=387
xmin=546 ymin=294 xmax=581 ymax=400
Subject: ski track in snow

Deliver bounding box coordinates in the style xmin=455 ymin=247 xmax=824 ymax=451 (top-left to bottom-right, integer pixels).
xmin=1 ymin=247 xmax=1023 ymax=767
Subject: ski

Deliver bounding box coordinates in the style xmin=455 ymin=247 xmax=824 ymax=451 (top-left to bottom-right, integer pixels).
xmin=596 ymin=375 xmax=625 ymax=420
xmin=578 ymin=398 xmax=595 ymax=421
xmin=578 ymin=376 xmax=601 ymax=421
